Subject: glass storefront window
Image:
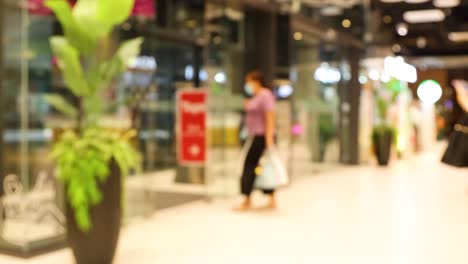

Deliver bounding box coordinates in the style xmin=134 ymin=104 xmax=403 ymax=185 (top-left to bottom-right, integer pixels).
xmin=156 ymin=0 xmax=205 ymax=38
xmin=1 ymin=3 xmax=65 ymax=256
xmin=298 ymin=2 xmax=365 ymax=38
xmin=291 ymin=38 xmax=342 ymax=174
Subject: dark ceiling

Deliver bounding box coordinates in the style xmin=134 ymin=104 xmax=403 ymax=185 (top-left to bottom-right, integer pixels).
xmin=371 ymin=0 xmax=468 ymax=56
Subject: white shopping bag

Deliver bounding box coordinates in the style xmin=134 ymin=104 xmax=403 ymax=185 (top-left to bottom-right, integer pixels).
xmin=255 ymin=148 xmax=289 ymax=190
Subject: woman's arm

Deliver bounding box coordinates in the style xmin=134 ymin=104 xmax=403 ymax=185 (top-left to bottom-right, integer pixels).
xmin=265 ymin=110 xmax=275 ymax=148
xmin=243 ymin=99 xmax=251 ymax=110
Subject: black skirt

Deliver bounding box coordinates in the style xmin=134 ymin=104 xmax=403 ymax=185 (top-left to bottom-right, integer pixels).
xmin=442 ymin=113 xmax=468 ymax=168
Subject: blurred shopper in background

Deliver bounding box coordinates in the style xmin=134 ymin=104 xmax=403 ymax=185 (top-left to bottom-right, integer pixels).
xmin=234 ymin=71 xmax=277 ymax=211
xmin=442 ymin=80 xmax=468 ymax=168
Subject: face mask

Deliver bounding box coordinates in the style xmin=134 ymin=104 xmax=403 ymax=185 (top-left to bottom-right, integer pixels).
xmin=244 ymin=83 xmax=254 ymax=96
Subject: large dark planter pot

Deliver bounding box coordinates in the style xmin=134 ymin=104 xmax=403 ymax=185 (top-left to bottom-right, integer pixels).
xmin=66 ymin=161 xmax=122 ymax=264
xmin=373 ymin=130 xmax=393 ymax=166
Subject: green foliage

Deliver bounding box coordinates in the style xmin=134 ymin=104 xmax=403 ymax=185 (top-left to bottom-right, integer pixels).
xmin=372 ymin=77 xmax=407 ymax=148
xmin=46 ymin=0 xmax=96 ymax=55
xmin=376 ymin=97 xmax=388 ymax=121
xmin=51 ymin=128 xmax=140 ymax=231
xmin=50 ymin=37 xmax=91 ymax=96
xmin=43 ymin=94 xmax=78 ymax=118
xmin=97 ymin=0 xmax=136 ymax=26
xmin=46 ymin=0 xmax=143 ymax=232
xmin=318 ymin=113 xmax=336 ymax=143
xmin=374 ymin=77 xmax=407 ymax=123
xmin=73 ymin=0 xmax=113 ymax=39
xmin=45 ymin=0 xmax=136 ymax=55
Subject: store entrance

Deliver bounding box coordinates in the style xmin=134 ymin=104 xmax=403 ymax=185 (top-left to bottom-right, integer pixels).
xmin=122 ymin=35 xmax=206 ymax=221
xmin=291 ymin=39 xmax=342 ymax=175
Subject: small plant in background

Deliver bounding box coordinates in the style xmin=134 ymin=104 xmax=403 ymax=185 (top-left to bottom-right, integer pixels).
xmin=375 ymin=78 xmax=404 ymax=124
xmin=318 ymin=113 xmax=336 ymax=161
xmin=372 ymin=77 xmax=405 ymax=165
xmin=44 ymin=0 xmax=143 ymax=231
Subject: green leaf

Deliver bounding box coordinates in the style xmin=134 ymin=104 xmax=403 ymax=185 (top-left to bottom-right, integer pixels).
xmin=45 ymin=0 xmax=96 ymax=54
xmin=97 ymin=0 xmax=135 ymax=26
xmin=95 ymin=163 xmax=110 ymax=182
xmin=69 ymin=184 xmax=86 ymax=208
xmin=99 ymin=37 xmax=143 ymax=85
xmin=43 ymin=94 xmax=78 ymax=118
xmin=99 ymin=37 xmax=144 ymax=83
xmin=45 ymin=0 xmax=74 ymax=32
xmin=75 ymin=206 xmax=92 ymax=232
xmin=50 ymin=37 xmax=90 ymax=96
xmin=72 ymin=0 xmax=113 ymax=39
xmin=86 ymin=180 xmax=102 ymax=205
xmin=83 ymin=93 xmax=104 ymax=126
xmin=117 ymin=37 xmax=144 ymax=66
xmin=377 ymin=98 xmax=388 ymax=121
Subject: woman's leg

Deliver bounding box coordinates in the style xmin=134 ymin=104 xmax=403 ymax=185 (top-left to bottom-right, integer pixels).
xmin=262 ymin=189 xmax=277 ymax=209
xmin=235 ymin=136 xmax=265 ymax=211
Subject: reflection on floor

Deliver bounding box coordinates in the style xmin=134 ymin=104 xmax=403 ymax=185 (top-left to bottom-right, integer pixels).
xmin=123 ymin=143 xmax=341 ymax=222
xmin=4 ymin=148 xmax=464 ymax=263
xmin=125 ymin=170 xmax=206 ymax=221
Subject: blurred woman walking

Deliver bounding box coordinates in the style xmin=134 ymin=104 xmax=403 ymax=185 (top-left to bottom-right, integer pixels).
xmin=234 ymin=71 xmax=277 ymax=211
xmin=442 ymin=79 xmax=468 ymax=168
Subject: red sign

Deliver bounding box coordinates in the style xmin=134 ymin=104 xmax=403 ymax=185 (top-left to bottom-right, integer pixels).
xmin=28 ymin=0 xmax=154 ymax=18
xmin=27 ymin=0 xmax=52 ymax=16
xmin=132 ymin=0 xmax=156 ymax=18
xmin=177 ymin=89 xmax=207 ymax=166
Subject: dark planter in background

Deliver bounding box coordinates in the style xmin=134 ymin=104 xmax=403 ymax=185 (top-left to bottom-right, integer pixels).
xmin=372 ymin=126 xmax=394 ymax=166
xmin=66 ymin=162 xmax=121 ymax=264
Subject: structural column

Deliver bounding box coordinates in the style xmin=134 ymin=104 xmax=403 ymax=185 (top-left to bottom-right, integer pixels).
xmin=244 ymin=8 xmax=278 ymax=87
xmin=0 ymin=0 xmax=4 ymax=195
xmin=339 ymin=48 xmax=362 ymax=165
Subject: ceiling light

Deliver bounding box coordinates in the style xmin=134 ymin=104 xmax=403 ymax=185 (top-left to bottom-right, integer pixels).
xmin=448 ymin=32 xmax=468 ymax=42
xmin=384 ymin=56 xmax=418 ymax=83
xmin=392 ymin=44 xmax=402 ymax=53
xmin=314 ymin=63 xmax=341 ymax=84
xmin=405 ymin=0 xmax=430 ymax=3
xmin=433 ymin=0 xmax=460 ymax=8
xmin=417 ymin=37 xmax=427 ymax=48
xmin=383 ymin=15 xmax=393 ymax=24
xmin=403 ymin=9 xmax=445 ymax=24
xmin=320 ymin=6 xmax=343 ymax=16
xmin=199 ymin=70 xmax=208 ymax=82
xmin=359 ymin=75 xmax=368 ymax=84
xmin=128 ymin=56 xmax=157 ymax=70
xmin=185 ymin=65 xmax=194 ymax=80
xmin=213 ymin=36 xmax=223 ymax=45
xmin=214 ymin=72 xmax=226 ymax=84
xmin=325 ymin=29 xmax=337 ymax=41
xmin=417 ymin=80 xmax=443 ymax=104
xmin=277 ymin=85 xmax=294 ymax=98
xmin=396 ymin=23 xmax=408 ymax=36
xmin=369 ymin=70 xmax=380 ymax=81
xmin=293 ymin=32 xmax=303 ymax=41
xmin=381 ymin=72 xmax=391 ymax=83
xmin=342 ymin=19 xmax=352 ymax=28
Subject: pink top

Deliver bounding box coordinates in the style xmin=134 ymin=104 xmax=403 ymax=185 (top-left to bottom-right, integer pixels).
xmin=245 ymin=90 xmax=276 ymax=136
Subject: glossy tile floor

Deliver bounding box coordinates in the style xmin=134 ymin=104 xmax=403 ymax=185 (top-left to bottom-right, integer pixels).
xmin=1 ymin=150 xmax=467 ymax=264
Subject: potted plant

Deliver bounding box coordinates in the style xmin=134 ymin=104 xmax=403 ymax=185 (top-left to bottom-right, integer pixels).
xmin=318 ymin=113 xmax=336 ymax=162
xmin=372 ymin=78 xmax=402 ymax=166
xmin=44 ymin=0 xmax=143 ymax=263
xmin=372 ymin=124 xmax=395 ymax=166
